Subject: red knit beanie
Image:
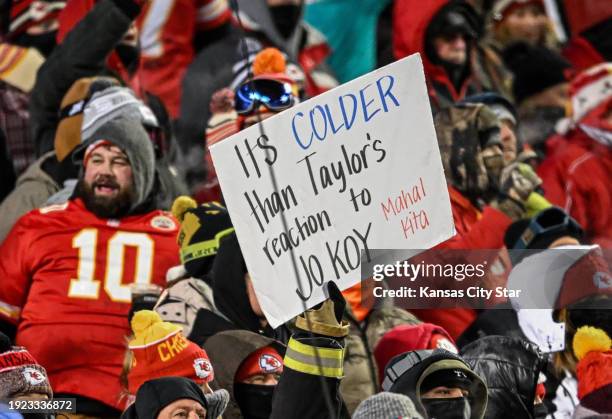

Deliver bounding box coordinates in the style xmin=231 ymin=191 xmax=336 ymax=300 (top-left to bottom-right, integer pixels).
xmin=573 ymin=325 xmax=612 ymax=410
xmin=128 ymin=311 xmax=214 ymax=395
xmin=374 ymin=323 xmax=457 ymax=384
xmin=235 ymin=346 xmax=283 ymax=383
xmin=0 ymin=334 xmax=53 ymax=399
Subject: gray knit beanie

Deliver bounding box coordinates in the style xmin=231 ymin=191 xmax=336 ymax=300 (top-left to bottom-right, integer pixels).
xmin=75 ymin=115 xmax=156 ymax=212
xmin=81 ymin=86 xmax=158 ymax=140
xmin=353 ymin=392 xmax=423 ymax=419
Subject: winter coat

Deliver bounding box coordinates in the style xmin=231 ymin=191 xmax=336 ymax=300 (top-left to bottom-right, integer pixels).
xmin=473 ymin=40 xmax=514 ymax=101
xmin=29 ymin=0 xmax=137 ymax=156
xmin=387 ymin=349 xmax=489 ymax=418
xmin=340 ymin=302 xmax=420 ymax=414
xmin=461 ymin=335 xmax=547 ymax=419
xmin=573 ymin=404 xmax=612 ymax=418
xmin=457 ymin=308 xmax=581 ymax=418
xmin=208 ymin=232 xmax=291 ymax=344
xmin=154 ymin=266 xmax=235 ymax=347
xmin=205 ymin=329 xmax=347 ymax=419
xmin=272 ymin=332 xmax=348 ymax=419
xmin=392 ymin=0 xmax=480 ymax=110
xmin=204 ymin=330 xmax=285 ymax=419
xmin=0 ymin=151 xmax=59 ymax=244
xmin=538 ymin=129 xmax=612 ymax=248
xmin=412 ymin=186 xmax=512 ymax=340
xmin=457 ymin=304 xmax=524 ymax=347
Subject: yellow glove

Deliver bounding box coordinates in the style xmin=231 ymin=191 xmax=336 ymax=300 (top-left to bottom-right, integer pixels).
xmin=525 ymin=192 xmax=552 ymax=218
xmin=295 ymin=282 xmax=350 ymax=337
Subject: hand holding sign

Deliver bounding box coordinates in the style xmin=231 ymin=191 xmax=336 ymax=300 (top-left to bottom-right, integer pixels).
xmin=210 ymin=54 xmax=454 ymax=328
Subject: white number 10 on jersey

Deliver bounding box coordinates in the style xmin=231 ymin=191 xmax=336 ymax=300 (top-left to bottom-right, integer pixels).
xmin=69 ymin=229 xmax=154 ymax=303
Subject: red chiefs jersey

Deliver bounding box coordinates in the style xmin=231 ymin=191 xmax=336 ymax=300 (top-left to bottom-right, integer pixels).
xmin=136 ymin=0 xmax=231 ymax=117
xmin=0 ymin=199 xmax=180 ymax=409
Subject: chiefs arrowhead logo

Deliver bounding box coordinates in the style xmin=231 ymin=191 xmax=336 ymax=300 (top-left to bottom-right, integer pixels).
xmin=22 ymin=367 xmax=46 ymax=385
xmin=593 ymin=271 xmax=612 ymax=289
xmin=151 ymin=215 xmax=177 ymax=231
xmin=193 ymin=358 xmax=213 ymax=380
xmin=259 ymin=354 xmax=282 ymax=373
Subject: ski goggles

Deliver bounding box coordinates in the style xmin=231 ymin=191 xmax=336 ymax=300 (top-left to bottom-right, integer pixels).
xmin=513 ymin=207 xmax=583 ymax=250
xmin=234 ymin=78 xmax=295 ymax=115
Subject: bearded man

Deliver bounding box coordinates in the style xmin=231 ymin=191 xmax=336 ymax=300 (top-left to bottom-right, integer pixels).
xmin=0 ymin=116 xmax=179 ymax=416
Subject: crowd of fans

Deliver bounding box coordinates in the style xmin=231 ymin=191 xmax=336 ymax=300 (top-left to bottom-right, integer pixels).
xmin=0 ymin=0 xmax=610 ymax=418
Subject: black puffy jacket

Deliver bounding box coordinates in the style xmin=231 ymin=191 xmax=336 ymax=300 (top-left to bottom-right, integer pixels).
xmin=460 ymin=335 xmax=546 ymax=419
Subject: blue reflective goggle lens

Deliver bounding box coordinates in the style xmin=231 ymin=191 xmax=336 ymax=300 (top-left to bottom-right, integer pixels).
xmin=235 ymin=79 xmax=294 ymax=115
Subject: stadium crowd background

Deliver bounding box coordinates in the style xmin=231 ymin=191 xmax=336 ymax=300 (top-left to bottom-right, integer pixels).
xmin=0 ymin=0 xmax=611 ymax=418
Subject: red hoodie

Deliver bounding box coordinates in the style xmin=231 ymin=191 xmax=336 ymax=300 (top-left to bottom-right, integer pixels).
xmin=393 ymin=0 xmax=478 ymax=108
xmin=538 ymin=128 xmax=612 ymax=248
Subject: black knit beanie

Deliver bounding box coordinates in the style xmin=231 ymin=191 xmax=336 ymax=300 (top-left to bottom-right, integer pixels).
xmin=503 ymin=42 xmax=572 ymax=104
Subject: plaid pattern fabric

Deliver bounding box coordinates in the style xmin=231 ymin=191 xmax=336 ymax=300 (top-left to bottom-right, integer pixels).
xmin=0 ymin=81 xmax=34 ymax=176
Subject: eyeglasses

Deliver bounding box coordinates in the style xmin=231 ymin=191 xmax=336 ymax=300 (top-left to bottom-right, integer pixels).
xmin=234 ymin=78 xmax=295 ymax=115
xmin=513 ymin=207 xmax=584 ymax=250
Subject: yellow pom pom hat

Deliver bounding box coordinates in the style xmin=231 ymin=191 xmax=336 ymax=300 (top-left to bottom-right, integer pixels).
xmin=128 ymin=310 xmax=214 ymax=394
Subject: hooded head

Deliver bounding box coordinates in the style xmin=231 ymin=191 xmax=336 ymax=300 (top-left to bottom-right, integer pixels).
xmin=374 ymin=323 xmax=458 ymax=384
xmin=393 ymin=0 xmax=478 ymax=101
xmin=461 ymin=336 xmax=548 ymax=419
xmin=121 ymin=376 xmax=229 ymax=419
xmin=434 ymin=102 xmax=504 ymax=204
xmin=73 ymin=115 xmax=156 ymax=217
xmin=210 ymin=233 xmax=271 ymax=335
xmin=383 ymin=349 xmax=488 ymax=419
xmin=203 ymin=330 xmax=285 ymax=419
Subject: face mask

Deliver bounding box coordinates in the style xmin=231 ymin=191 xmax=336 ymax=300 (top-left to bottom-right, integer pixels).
xmin=12 ymin=31 xmax=57 ymax=57
xmin=233 ymin=382 xmax=275 ymax=419
xmin=115 ymin=44 xmax=140 ymax=75
xmin=422 ymin=397 xmax=471 ymax=419
xmin=533 ymin=402 xmax=548 ymax=419
xmin=269 ymin=5 xmax=301 ymax=39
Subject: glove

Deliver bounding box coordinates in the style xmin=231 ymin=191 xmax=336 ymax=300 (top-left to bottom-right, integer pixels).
xmin=524 ymin=192 xmax=552 ymax=218
xmin=493 ymin=163 xmax=543 ymax=220
xmin=295 ymin=282 xmax=350 ymax=337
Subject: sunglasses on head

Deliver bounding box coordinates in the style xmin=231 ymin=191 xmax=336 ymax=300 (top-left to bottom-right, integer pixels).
xmin=234 ymin=78 xmax=295 ymax=115
xmin=514 ymin=207 xmax=583 ymax=250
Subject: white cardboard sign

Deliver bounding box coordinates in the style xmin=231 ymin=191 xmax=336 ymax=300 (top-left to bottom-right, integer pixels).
xmin=210 ymin=54 xmax=454 ymax=328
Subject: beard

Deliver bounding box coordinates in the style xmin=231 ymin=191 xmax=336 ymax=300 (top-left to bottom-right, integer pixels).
xmin=75 ymin=176 xmax=134 ymax=219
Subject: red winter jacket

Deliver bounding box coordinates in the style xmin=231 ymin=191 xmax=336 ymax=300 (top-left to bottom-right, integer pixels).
xmin=562 ymin=35 xmax=606 ymax=73
xmin=393 ymin=0 xmax=478 ymax=109
xmin=538 ymin=129 xmax=612 ymax=248
xmin=412 ymin=187 xmax=513 ymax=340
